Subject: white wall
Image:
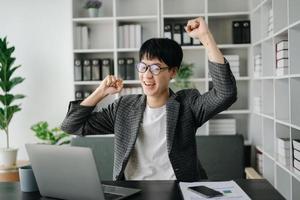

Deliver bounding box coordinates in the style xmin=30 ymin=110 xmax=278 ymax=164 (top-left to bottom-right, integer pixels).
xmin=0 ymin=0 xmax=74 ymax=159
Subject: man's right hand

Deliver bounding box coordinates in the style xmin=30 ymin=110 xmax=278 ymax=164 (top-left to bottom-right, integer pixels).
xmin=80 ymin=75 xmax=123 ymax=106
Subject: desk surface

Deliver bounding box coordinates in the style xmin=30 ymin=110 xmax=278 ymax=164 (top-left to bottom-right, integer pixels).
xmin=0 ymin=179 xmax=285 ymax=200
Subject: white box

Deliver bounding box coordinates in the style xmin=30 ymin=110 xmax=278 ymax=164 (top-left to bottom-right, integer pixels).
xmin=276 ymin=67 xmax=288 ymax=76
xmin=276 ymin=50 xmax=288 ymax=60
xmin=293 ymin=139 xmax=300 ymax=151
xmin=277 ymin=58 xmax=289 ymax=68
xmin=294 ymin=149 xmax=300 ymax=161
xmin=294 ymin=158 xmax=300 ymax=170
xmin=276 ymin=40 xmax=288 ymax=51
xmin=277 ymin=138 xmax=290 ymax=149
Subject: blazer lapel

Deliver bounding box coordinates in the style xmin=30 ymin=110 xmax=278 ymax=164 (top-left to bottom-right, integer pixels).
xmin=125 ymin=95 xmax=146 ymax=157
xmin=166 ymin=90 xmax=180 ymax=153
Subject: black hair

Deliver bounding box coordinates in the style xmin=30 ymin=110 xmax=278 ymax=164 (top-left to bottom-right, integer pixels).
xmin=139 ymin=38 xmax=183 ymax=69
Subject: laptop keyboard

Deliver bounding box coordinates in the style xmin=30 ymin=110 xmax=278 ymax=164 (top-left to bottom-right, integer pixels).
xmin=104 ymin=192 xmax=123 ymax=200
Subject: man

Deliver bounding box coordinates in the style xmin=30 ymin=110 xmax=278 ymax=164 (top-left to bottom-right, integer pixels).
xmin=61 ymin=17 xmax=237 ymax=181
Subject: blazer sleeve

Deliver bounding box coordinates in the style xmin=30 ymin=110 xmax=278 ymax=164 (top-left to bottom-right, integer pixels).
xmin=190 ymin=59 xmax=237 ymax=127
xmin=61 ymin=98 xmax=121 ymax=136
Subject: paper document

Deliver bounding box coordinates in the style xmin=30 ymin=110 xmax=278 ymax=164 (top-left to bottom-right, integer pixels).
xmin=179 ymin=180 xmax=251 ymax=200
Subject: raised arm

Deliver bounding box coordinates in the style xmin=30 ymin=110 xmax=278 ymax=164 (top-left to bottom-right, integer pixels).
xmin=185 ymin=17 xmax=237 ymax=126
xmin=61 ymin=75 xmax=123 ymax=136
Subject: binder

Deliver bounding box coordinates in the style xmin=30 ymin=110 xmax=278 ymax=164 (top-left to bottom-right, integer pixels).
xmin=173 ymin=24 xmax=182 ymax=45
xmin=232 ymin=21 xmax=242 ymax=44
xmin=164 ymin=24 xmax=172 ymax=40
xmin=126 ymin=58 xmax=135 ymax=80
xmin=91 ymin=59 xmax=101 ymax=80
xmin=182 ymin=24 xmax=192 ymax=45
xmin=83 ymin=59 xmax=91 ymax=81
xmin=118 ymin=58 xmax=126 ymax=80
xmin=74 ymin=59 xmax=82 ymax=81
xmin=101 ymin=59 xmax=111 ymax=80
xmin=241 ymin=20 xmax=251 ymax=43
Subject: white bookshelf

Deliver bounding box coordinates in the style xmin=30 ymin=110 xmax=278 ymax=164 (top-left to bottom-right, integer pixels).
xmin=71 ymin=0 xmax=251 ymax=142
xmin=250 ymin=0 xmax=300 ymax=199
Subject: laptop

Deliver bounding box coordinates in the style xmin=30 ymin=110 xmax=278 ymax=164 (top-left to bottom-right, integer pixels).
xmin=25 ymin=144 xmax=141 ymax=200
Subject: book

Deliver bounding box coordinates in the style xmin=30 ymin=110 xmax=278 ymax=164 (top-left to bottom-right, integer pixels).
xmin=118 ymin=26 xmax=124 ymax=48
xmin=75 ymin=26 xmax=82 ymax=49
xmin=173 ymin=24 xmax=182 ymax=45
xmin=135 ymin=24 xmax=142 ymax=48
xmin=83 ymin=59 xmax=91 ymax=81
xmin=74 ymin=59 xmax=82 ymax=81
xmin=123 ymin=25 xmax=130 ymax=48
xmin=164 ymin=24 xmax=172 ymax=40
xmin=118 ymin=58 xmax=126 ymax=80
xmin=293 ymin=139 xmax=300 ymax=151
xmin=125 ymin=58 xmax=135 ymax=80
xmin=129 ymin=24 xmax=135 ymax=48
xmin=81 ymin=26 xmax=89 ymax=49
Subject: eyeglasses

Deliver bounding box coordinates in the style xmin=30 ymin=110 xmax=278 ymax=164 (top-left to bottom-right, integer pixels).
xmin=136 ymin=62 xmax=169 ymax=75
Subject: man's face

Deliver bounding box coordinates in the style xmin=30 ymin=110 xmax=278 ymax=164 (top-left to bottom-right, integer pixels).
xmin=138 ymin=57 xmax=176 ymax=98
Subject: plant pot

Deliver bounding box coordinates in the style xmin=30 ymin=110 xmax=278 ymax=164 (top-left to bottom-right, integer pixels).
xmin=88 ymin=8 xmax=103 ymax=17
xmin=0 ymin=148 xmax=18 ymax=167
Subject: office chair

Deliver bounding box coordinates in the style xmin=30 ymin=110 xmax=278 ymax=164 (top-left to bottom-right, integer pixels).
xmin=196 ymin=135 xmax=245 ymax=180
xmin=71 ymin=135 xmax=114 ymax=180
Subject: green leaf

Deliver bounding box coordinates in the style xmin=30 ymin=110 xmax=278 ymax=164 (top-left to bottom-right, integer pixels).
xmin=4 ymin=105 xmax=21 ymax=124
xmin=0 ymin=77 xmax=25 ymax=92
xmin=0 ymin=94 xmax=25 ymax=106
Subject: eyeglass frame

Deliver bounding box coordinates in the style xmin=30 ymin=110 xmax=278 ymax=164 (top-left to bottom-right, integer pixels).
xmin=136 ymin=62 xmax=170 ymax=75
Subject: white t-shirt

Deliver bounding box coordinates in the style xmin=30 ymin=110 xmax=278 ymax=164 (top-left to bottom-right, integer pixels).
xmin=124 ymin=104 xmax=176 ymax=180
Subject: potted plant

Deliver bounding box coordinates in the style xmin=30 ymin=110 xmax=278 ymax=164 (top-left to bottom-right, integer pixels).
xmin=84 ymin=0 xmax=103 ymax=18
xmin=173 ymin=62 xmax=194 ymax=90
xmin=0 ymin=37 xmax=25 ymax=167
xmin=31 ymin=121 xmax=70 ymax=145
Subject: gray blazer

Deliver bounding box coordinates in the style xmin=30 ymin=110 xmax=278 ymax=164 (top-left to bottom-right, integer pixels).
xmin=61 ymin=60 xmax=237 ymax=181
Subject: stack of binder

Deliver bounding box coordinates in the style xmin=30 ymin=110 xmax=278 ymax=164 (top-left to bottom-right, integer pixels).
xmin=232 ymin=20 xmax=251 ymax=44
xmin=209 ymin=119 xmax=236 ymax=135
xmin=118 ymin=24 xmax=142 ymax=49
xmin=75 ymin=25 xmax=89 ymax=49
xmin=277 ymin=137 xmax=290 ymax=166
xmin=224 ymin=55 xmax=240 ymax=77
xmin=275 ymin=40 xmax=289 ymax=76
xmin=117 ymin=58 xmax=135 ymax=80
xmin=293 ymin=139 xmax=300 ymax=174
xmin=254 ymin=54 xmax=262 ymax=78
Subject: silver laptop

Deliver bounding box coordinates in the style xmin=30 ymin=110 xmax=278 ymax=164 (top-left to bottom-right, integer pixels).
xmin=26 ymin=144 xmax=141 ymax=200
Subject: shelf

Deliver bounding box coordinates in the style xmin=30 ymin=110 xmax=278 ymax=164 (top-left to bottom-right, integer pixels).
xmin=220 ymin=109 xmax=250 ymax=114
xmin=117 ymin=48 xmax=139 ymax=52
xmin=207 ymin=11 xmax=250 ymax=17
xmin=116 ymin=15 xmax=158 ymax=22
xmin=73 ymin=17 xmax=114 ymax=24
xmin=163 ymin=14 xmax=205 ymax=19
xmin=73 ymin=49 xmax=114 ymax=53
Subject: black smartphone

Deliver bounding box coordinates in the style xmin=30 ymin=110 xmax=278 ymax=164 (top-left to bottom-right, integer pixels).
xmin=188 ymin=185 xmax=223 ymax=198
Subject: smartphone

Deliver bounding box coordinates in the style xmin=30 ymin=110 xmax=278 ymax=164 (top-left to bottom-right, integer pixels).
xmin=188 ymin=185 xmax=223 ymax=198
